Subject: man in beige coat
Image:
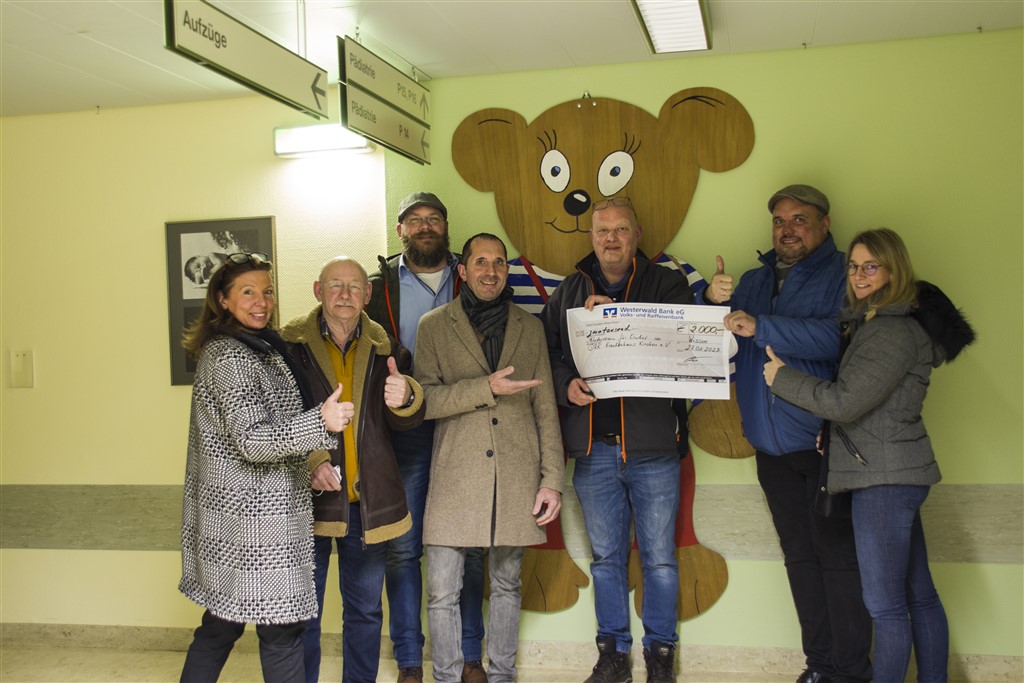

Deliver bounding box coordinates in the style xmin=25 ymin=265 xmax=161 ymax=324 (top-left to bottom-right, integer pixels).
xmin=415 ymin=233 xmax=564 ymax=683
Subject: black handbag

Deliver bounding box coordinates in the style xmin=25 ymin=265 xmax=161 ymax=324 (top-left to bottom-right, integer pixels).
xmin=813 ymin=421 xmax=852 ymax=518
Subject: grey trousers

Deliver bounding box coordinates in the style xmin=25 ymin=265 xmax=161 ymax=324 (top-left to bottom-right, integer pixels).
xmin=426 ymin=544 xmax=525 ymax=683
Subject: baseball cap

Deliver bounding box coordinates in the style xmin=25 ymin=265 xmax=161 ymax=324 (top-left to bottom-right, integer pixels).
xmin=768 ymin=185 xmax=830 ymax=215
xmin=398 ymin=192 xmax=448 ymax=223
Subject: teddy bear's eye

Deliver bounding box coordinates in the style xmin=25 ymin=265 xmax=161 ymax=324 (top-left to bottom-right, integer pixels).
xmin=540 ymin=149 xmax=570 ymax=193
xmin=597 ymin=150 xmax=635 ymax=197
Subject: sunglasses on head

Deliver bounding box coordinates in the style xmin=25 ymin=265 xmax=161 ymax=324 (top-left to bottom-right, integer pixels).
xmin=227 ymin=252 xmax=271 ymax=266
xmin=592 ymin=197 xmax=632 ymax=211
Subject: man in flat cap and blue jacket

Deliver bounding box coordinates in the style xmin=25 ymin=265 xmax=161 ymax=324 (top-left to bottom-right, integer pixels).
xmin=699 ymin=185 xmax=873 ymax=683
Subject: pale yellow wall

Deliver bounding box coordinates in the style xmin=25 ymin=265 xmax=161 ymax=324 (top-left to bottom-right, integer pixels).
xmin=1 ymin=29 xmax=1021 ymax=657
xmin=1 ymin=90 xmax=387 ymax=485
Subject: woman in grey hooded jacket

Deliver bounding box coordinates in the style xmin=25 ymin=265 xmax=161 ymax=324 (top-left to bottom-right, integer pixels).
xmin=763 ymin=228 xmax=974 ymax=683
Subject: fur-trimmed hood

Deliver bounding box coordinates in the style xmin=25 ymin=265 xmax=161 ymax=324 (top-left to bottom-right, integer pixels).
xmin=841 ymin=279 xmax=975 ymax=369
xmin=910 ymin=280 xmax=975 ymax=366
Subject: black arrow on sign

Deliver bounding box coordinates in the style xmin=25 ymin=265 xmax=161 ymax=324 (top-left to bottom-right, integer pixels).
xmin=311 ymin=72 xmax=326 ymax=111
xmin=421 ymin=130 xmax=430 ymax=157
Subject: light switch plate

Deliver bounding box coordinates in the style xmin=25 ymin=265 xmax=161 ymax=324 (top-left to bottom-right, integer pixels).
xmin=10 ymin=350 xmax=34 ymax=388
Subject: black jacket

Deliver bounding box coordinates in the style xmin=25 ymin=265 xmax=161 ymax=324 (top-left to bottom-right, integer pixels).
xmin=366 ymin=252 xmax=461 ymax=340
xmin=541 ymin=250 xmax=694 ymax=459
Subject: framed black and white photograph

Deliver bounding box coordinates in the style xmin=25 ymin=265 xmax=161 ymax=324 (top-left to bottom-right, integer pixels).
xmin=166 ymin=216 xmax=275 ymax=385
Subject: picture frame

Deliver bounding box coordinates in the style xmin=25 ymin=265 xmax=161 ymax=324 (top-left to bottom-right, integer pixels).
xmin=165 ymin=216 xmax=276 ymax=385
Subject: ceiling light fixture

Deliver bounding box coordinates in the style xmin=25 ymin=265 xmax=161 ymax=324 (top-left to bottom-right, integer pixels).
xmin=274 ymin=123 xmax=374 ymax=157
xmin=632 ymin=0 xmax=710 ymax=53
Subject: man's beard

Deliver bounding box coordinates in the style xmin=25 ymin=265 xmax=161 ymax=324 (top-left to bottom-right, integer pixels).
xmin=403 ymin=231 xmax=451 ymax=268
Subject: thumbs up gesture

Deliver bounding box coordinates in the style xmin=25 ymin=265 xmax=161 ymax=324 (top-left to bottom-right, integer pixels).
xmin=763 ymin=345 xmax=786 ymax=387
xmin=384 ymin=356 xmax=412 ymax=408
xmin=707 ymin=255 xmax=734 ymax=304
xmin=321 ymin=383 xmax=356 ymax=432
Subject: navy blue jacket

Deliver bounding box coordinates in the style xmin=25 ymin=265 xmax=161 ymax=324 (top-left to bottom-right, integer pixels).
xmin=700 ymin=234 xmax=846 ymax=455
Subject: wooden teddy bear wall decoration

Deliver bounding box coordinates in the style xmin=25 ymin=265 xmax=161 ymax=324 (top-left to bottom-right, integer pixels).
xmin=453 ymin=87 xmax=755 ymax=620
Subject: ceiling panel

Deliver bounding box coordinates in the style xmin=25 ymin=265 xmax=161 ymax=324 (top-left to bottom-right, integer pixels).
xmin=1 ymin=0 xmax=1020 ymax=118
xmin=430 ymin=1 xmax=576 ymax=74
xmin=812 ymin=0 xmax=915 ymax=47
xmin=900 ymin=0 xmax=1024 ymax=39
xmin=717 ymin=0 xmax=819 ymax=53
xmin=532 ymin=1 xmax=654 ymax=70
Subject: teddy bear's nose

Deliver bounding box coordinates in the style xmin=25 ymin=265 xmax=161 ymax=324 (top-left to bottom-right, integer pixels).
xmin=562 ymin=190 xmax=592 ymax=217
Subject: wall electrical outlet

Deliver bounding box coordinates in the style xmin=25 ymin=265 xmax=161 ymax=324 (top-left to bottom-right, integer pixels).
xmin=10 ymin=350 xmax=34 ymax=388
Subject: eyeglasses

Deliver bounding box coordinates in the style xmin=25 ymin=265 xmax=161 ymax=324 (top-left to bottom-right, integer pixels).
xmin=848 ymin=262 xmax=882 ymax=276
xmin=227 ymin=252 xmax=271 ymax=266
xmin=324 ymin=282 xmax=366 ymax=295
xmin=592 ymin=197 xmax=632 ymax=211
xmin=403 ymin=215 xmax=445 ymax=228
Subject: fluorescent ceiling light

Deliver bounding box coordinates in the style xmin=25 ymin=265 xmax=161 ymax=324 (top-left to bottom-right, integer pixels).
xmin=633 ymin=0 xmax=710 ymax=53
xmin=274 ymin=123 xmax=373 ymax=157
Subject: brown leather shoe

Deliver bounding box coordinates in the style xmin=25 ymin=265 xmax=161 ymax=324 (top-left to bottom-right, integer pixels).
xmin=461 ymin=660 xmax=488 ymax=683
xmin=398 ymin=666 xmax=423 ymax=683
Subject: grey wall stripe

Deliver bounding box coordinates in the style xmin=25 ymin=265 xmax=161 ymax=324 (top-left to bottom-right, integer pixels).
xmin=1 ymin=484 xmax=1020 ymax=563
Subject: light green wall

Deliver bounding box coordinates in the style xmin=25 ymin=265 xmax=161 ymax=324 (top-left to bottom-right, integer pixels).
xmin=1 ymin=29 xmax=1021 ymax=658
xmin=381 ymin=28 xmax=1023 ymax=654
xmin=386 ymin=29 xmax=1024 ymax=486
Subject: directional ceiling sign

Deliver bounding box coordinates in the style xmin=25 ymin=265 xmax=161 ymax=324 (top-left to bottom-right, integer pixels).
xmin=341 ymin=38 xmax=431 ymax=125
xmin=165 ymin=0 xmax=328 ymax=119
xmin=339 ymin=37 xmax=431 ymax=164
xmin=342 ymin=83 xmax=431 ymax=164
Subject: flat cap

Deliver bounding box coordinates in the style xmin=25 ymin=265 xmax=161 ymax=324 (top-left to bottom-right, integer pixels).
xmin=768 ymin=185 xmax=830 ymax=215
xmin=398 ymin=192 xmax=448 ymax=223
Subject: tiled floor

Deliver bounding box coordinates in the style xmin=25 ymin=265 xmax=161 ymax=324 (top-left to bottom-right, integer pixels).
xmin=0 ymin=645 xmax=797 ymax=682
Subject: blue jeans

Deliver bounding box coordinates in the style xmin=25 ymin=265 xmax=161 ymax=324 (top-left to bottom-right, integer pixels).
xmin=303 ymin=502 xmax=387 ymax=683
xmin=426 ymin=545 xmax=525 ymax=683
xmin=386 ymin=422 xmax=485 ymax=668
xmin=852 ymin=485 xmax=948 ymax=683
xmin=573 ymin=442 xmax=680 ymax=650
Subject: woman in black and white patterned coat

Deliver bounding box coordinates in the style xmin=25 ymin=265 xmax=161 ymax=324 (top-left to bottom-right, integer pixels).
xmin=177 ymin=253 xmax=354 ymax=683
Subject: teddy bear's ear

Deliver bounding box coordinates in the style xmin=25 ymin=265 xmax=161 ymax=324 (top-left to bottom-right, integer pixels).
xmin=453 ymin=108 xmax=528 ymax=192
xmin=659 ymin=88 xmax=755 ymax=173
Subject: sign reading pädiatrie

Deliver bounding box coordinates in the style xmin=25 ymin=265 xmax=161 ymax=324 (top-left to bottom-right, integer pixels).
xmin=567 ymin=303 xmax=732 ymax=400
xmin=164 ymin=0 xmax=328 ymax=119
xmin=341 ymin=83 xmax=431 ymax=164
xmin=341 ymin=38 xmax=430 ymax=125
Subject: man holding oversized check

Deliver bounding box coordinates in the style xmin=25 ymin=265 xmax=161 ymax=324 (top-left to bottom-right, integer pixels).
xmin=541 ymin=197 xmax=718 ymax=683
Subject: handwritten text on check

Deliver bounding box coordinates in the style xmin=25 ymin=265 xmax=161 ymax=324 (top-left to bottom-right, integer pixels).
xmin=566 ymin=303 xmax=732 ymax=400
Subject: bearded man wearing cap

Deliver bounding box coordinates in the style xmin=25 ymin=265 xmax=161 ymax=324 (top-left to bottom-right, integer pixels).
xmin=366 ymin=192 xmax=487 ymax=683
xmin=699 ymin=185 xmax=872 ymax=683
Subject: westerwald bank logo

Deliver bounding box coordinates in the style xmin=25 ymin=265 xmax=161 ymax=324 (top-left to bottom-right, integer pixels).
xmin=602 ymin=307 xmax=618 ymax=319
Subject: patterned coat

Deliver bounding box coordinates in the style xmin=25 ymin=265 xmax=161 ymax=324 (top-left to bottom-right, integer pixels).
xmin=179 ymin=332 xmax=337 ymax=624
xmin=415 ymin=299 xmax=564 ymax=548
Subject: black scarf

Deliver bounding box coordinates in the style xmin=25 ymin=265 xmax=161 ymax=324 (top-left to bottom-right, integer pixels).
xmin=460 ymin=285 xmax=514 ymax=372
xmin=217 ymin=324 xmax=315 ymax=410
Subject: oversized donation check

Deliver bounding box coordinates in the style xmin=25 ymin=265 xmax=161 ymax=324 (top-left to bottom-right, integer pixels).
xmin=566 ymin=303 xmax=732 ymax=400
